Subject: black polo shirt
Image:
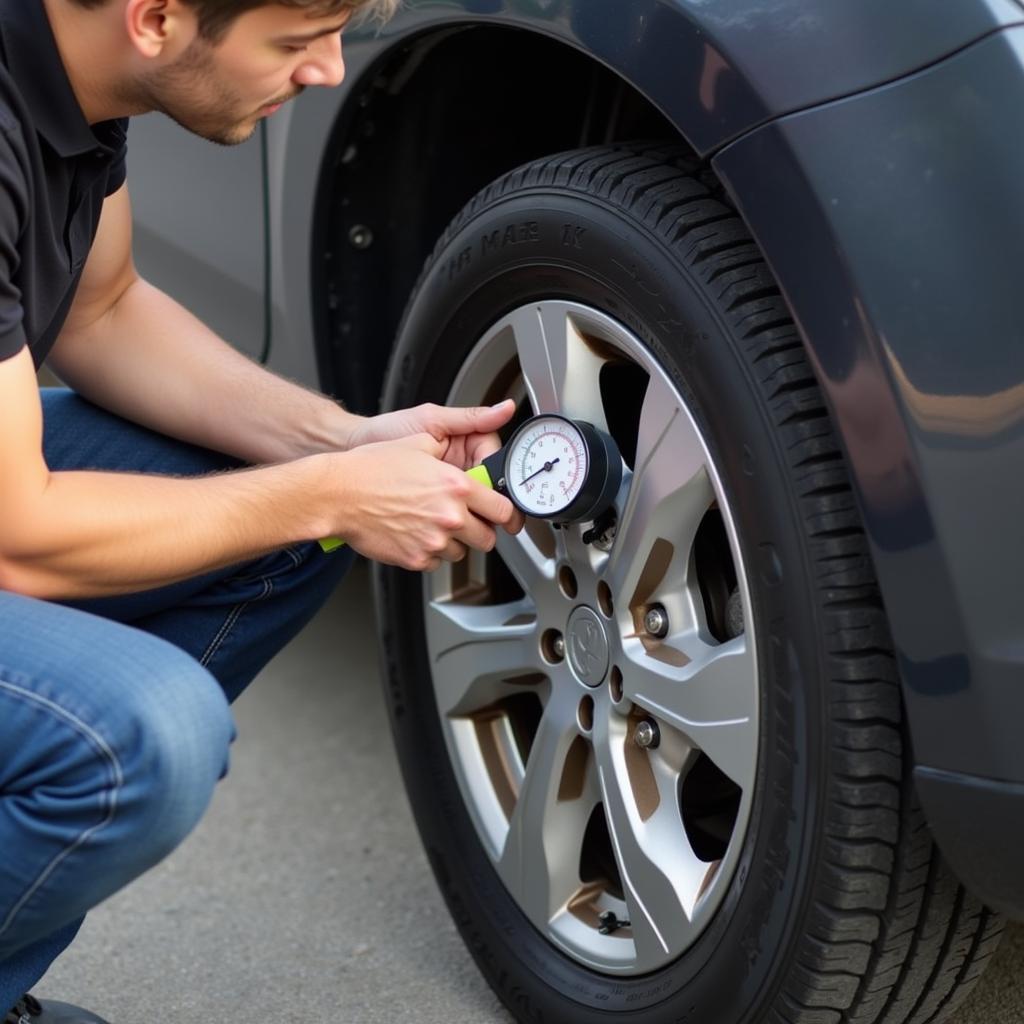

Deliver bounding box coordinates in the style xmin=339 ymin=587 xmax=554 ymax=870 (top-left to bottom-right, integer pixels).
xmin=0 ymin=0 xmax=127 ymax=367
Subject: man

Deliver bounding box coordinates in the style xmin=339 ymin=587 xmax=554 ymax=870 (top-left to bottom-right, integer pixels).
xmin=0 ymin=1 xmax=521 ymax=1020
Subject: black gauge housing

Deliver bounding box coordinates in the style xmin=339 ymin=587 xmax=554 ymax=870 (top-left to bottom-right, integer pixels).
xmin=481 ymin=415 xmax=622 ymax=524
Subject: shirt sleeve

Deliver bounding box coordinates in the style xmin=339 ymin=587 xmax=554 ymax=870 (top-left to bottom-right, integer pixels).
xmin=104 ymin=117 xmax=129 ymax=197
xmin=0 ymin=130 xmax=27 ymax=362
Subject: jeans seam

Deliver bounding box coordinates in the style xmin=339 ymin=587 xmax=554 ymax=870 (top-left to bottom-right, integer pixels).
xmin=230 ymin=546 xmax=303 ymax=585
xmin=199 ymin=577 xmax=273 ymax=668
xmin=0 ymin=678 xmax=123 ymax=941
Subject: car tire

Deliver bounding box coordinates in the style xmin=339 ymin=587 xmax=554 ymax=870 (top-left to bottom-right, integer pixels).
xmin=374 ymin=144 xmax=1002 ymax=1024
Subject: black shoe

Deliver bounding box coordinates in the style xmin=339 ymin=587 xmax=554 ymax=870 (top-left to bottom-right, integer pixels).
xmin=5 ymin=995 xmax=110 ymax=1024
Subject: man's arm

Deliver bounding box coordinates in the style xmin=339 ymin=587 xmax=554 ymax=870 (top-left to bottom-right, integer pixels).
xmin=49 ymin=184 xmax=361 ymax=464
xmin=0 ymin=343 xmax=330 ymax=597
xmin=0 ymin=341 xmax=513 ymax=599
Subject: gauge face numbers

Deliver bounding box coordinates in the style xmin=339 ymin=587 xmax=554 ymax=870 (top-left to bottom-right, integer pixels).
xmin=507 ymin=418 xmax=589 ymax=516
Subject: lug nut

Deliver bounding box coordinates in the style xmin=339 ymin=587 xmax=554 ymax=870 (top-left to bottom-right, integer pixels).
xmin=634 ymin=719 xmax=660 ymax=750
xmin=644 ymin=605 xmax=669 ymax=638
xmin=542 ymin=629 xmax=566 ymax=663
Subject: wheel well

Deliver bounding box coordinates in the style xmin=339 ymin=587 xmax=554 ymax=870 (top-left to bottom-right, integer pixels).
xmin=313 ymin=24 xmax=687 ymax=411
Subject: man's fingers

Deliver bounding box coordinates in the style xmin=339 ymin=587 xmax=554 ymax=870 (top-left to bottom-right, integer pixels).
xmin=453 ymin=512 xmax=497 ymax=553
xmin=440 ymin=539 xmax=468 ymax=563
xmin=504 ymin=508 xmax=526 ymax=535
xmin=465 ymin=477 xmax=516 ymax=528
xmin=475 ymin=398 xmax=516 ymax=430
xmin=431 ymin=399 xmax=516 ymax=439
xmin=393 ymin=431 xmax=448 ymax=458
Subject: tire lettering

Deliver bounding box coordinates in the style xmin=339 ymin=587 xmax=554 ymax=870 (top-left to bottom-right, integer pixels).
xmin=446 ymin=246 xmax=472 ymax=280
xmin=481 ymin=221 xmax=540 ymax=256
xmin=561 ymin=223 xmax=586 ymax=248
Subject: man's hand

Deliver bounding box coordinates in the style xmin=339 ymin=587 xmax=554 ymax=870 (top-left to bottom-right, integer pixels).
xmin=326 ymin=433 xmax=519 ymax=571
xmin=345 ymin=399 xmax=516 ymax=469
xmin=342 ymin=398 xmax=526 ymax=541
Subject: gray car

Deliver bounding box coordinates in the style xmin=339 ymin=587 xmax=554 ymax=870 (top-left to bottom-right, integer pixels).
xmin=131 ymin=2 xmax=1024 ymax=1022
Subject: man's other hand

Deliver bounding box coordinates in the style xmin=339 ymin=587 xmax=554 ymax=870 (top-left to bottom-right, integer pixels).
xmin=346 ymin=399 xmax=515 ymax=469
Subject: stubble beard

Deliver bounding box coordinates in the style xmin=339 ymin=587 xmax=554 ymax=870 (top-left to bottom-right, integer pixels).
xmin=135 ymin=40 xmax=260 ymax=147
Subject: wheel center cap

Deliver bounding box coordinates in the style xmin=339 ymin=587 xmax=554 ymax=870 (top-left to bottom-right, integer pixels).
xmin=566 ymin=606 xmax=610 ymax=687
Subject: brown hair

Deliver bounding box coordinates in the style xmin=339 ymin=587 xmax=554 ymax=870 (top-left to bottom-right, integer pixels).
xmin=70 ymin=0 xmax=399 ymax=40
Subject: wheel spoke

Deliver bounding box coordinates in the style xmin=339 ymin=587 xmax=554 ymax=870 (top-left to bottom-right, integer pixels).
xmin=426 ymin=598 xmax=542 ymax=717
xmin=509 ymin=304 xmax=609 ymax=429
xmin=594 ymin=723 xmax=708 ymax=963
xmin=605 ymin=375 xmax=714 ymax=605
xmin=497 ymin=691 xmax=593 ymax=926
xmin=625 ymin=634 xmax=757 ymax=790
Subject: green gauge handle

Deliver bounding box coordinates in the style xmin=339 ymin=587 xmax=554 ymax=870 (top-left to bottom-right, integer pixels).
xmin=318 ymin=463 xmax=496 ymax=552
xmin=466 ymin=464 xmax=495 ymax=488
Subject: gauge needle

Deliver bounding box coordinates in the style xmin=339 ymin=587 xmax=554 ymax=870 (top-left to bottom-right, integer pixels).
xmin=520 ymin=457 xmax=560 ymax=486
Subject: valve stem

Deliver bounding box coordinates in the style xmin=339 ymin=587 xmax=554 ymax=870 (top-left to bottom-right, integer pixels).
xmin=598 ymin=910 xmax=630 ymax=935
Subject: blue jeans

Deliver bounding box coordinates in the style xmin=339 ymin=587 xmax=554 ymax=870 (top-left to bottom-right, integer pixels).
xmin=0 ymin=390 xmax=354 ymax=1009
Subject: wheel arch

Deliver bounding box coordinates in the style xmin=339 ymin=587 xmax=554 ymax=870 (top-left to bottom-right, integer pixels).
xmin=305 ymin=21 xmax=695 ymax=413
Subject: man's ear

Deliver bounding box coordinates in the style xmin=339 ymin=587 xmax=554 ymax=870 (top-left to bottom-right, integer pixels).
xmin=123 ymin=0 xmax=196 ymax=59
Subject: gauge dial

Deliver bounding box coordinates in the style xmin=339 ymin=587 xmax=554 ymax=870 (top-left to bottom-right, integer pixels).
xmin=506 ymin=416 xmax=589 ymax=516
xmin=479 ymin=413 xmax=622 ymax=524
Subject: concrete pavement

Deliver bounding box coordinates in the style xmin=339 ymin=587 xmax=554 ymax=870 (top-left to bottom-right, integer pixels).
xmin=38 ymin=562 xmax=1023 ymax=1023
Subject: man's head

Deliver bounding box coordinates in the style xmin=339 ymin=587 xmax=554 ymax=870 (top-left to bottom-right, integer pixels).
xmin=62 ymin=0 xmax=398 ymax=145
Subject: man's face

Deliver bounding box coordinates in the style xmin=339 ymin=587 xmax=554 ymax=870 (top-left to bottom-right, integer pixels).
xmin=144 ymin=4 xmax=350 ymax=146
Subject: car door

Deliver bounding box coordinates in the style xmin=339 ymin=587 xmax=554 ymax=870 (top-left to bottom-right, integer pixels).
xmin=127 ymin=114 xmax=267 ymax=361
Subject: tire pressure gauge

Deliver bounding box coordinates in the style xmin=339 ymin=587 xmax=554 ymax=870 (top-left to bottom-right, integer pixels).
xmin=473 ymin=414 xmax=622 ymax=524
xmin=320 ymin=414 xmax=622 ymax=552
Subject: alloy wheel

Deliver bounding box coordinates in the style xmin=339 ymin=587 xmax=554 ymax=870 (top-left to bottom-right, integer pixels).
xmin=423 ymin=300 xmax=759 ymax=975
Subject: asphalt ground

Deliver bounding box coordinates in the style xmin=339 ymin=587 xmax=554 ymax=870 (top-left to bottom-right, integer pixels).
xmin=38 ymin=562 xmax=1024 ymax=1023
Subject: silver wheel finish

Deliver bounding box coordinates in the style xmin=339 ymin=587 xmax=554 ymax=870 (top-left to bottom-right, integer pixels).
xmin=423 ymin=300 xmax=759 ymax=975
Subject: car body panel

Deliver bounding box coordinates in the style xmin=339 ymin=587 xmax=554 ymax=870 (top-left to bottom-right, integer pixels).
xmin=128 ymin=114 xmax=265 ymax=360
xmin=477 ymin=0 xmax=1024 ymax=154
